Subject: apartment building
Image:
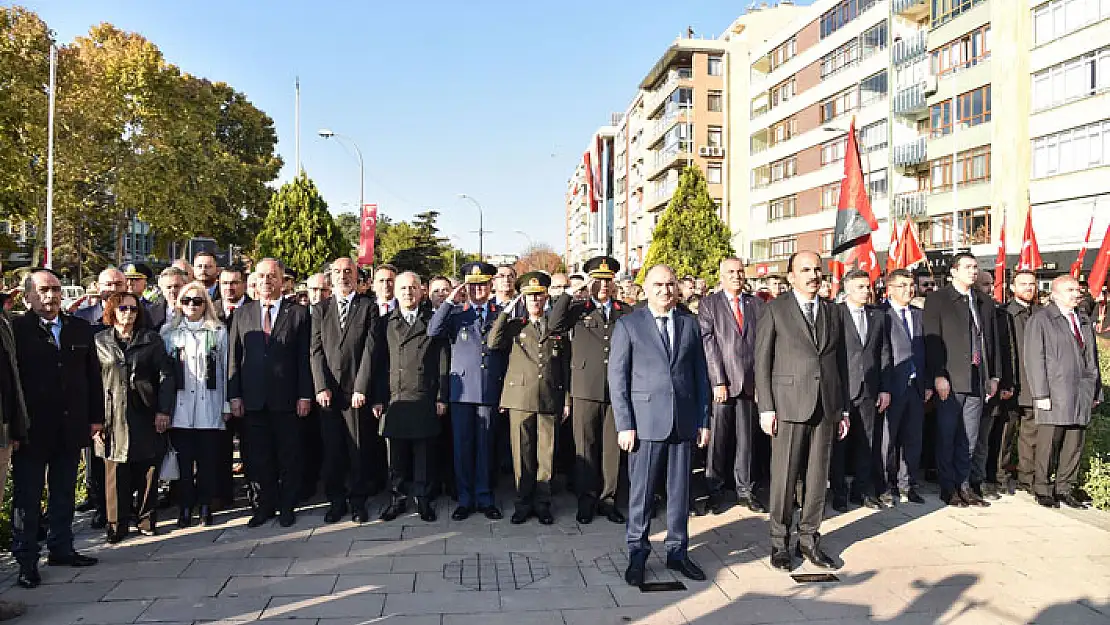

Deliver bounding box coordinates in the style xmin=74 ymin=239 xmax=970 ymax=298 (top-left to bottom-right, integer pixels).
xmin=565 ymin=125 xmax=617 ymax=273
xmin=1027 ymin=0 xmax=1110 ymax=272
xmin=743 ymin=0 xmax=894 ymax=276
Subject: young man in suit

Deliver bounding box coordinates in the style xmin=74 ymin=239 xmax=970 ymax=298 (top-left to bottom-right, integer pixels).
xmin=923 ymin=252 xmax=999 ymax=508
xmin=372 ymin=271 xmax=449 ymax=523
xmin=830 ymin=269 xmax=892 ymax=511
xmin=227 ymin=258 xmax=313 ymax=528
xmin=428 ymin=262 xmax=508 ymax=521
xmin=880 ymin=269 xmax=929 ymax=505
xmin=310 ymin=257 xmax=378 ymax=524
xmin=997 ymin=270 xmax=1040 ymax=493
xmin=754 ymin=251 xmax=850 ymax=572
xmin=698 ymin=257 xmax=766 ymax=515
xmin=609 ymin=264 xmax=711 ymax=586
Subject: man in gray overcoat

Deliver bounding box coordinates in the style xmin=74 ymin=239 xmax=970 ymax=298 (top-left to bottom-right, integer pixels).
xmin=1023 ymin=275 xmax=1102 ymax=509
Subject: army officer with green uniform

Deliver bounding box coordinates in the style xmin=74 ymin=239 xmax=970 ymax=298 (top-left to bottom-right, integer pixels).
xmin=487 ymin=271 xmax=570 ymax=525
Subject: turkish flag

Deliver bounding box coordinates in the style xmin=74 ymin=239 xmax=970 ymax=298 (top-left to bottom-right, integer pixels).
xmin=900 ymin=220 xmax=925 ymax=268
xmin=887 ymin=219 xmax=901 ymax=274
xmin=1072 ymin=213 xmax=1095 ymax=278
xmin=1016 ymin=209 xmax=1042 ymax=271
xmin=857 ymin=234 xmax=881 ymax=283
xmin=1089 ymin=222 xmax=1110 ymax=296
xmin=829 ymin=258 xmax=845 ymax=298
xmin=993 ymin=214 xmax=1007 ymax=303
xmin=357 ymin=203 xmax=378 ymax=266
xmin=831 ymin=117 xmax=879 ymax=255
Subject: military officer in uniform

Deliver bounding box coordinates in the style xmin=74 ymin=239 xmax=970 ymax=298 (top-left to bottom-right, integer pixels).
xmin=428 ymin=262 xmax=509 ymax=521
xmin=488 ymin=272 xmax=570 ymax=525
xmin=548 ymin=256 xmax=629 ymax=524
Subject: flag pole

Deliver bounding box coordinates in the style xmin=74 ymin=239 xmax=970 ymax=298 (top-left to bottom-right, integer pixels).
xmin=45 ymin=44 xmax=56 ymax=269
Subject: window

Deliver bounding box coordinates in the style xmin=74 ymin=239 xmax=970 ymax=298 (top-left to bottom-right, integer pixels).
xmin=958 ymin=207 xmax=992 ymax=245
xmin=822 ymin=137 xmax=848 ymax=165
xmin=771 ymin=78 xmax=795 ymax=108
xmin=1033 ymin=0 xmax=1110 ymax=46
xmin=820 ymin=183 xmax=841 ymax=210
xmin=932 ymin=0 xmax=987 ymax=28
xmin=868 ymin=168 xmax=888 ymax=198
xmin=956 ymin=85 xmax=991 ymax=127
xmin=770 ymin=38 xmax=797 ymax=70
xmin=769 ymin=196 xmax=797 ymax=222
xmin=930 ymin=100 xmax=952 ymax=137
xmin=820 ymin=231 xmax=835 ymax=254
xmin=860 ymin=21 xmax=887 ymax=59
xmin=859 ymin=70 xmax=888 ymax=107
xmin=752 ymin=165 xmax=770 ymax=189
xmin=770 ymin=116 xmax=798 ymax=146
xmin=707 ymin=126 xmax=723 ymax=148
xmin=707 ymin=164 xmax=722 ymax=184
xmin=859 ymin=119 xmax=888 ymax=152
xmin=820 ymin=87 xmax=858 ymax=123
xmin=707 ymin=55 xmax=723 ymax=76
xmin=821 ymin=39 xmax=860 ymax=79
xmin=930 ymin=155 xmax=952 ymax=191
xmin=929 ymin=145 xmax=991 ymax=190
xmin=770 ymin=235 xmax=797 ymax=259
xmin=707 ymin=90 xmax=723 ymax=112
xmin=930 ymin=25 xmax=991 ymax=77
xmin=1032 ymin=48 xmax=1110 ymax=111
xmin=770 ymin=156 xmax=797 ymax=182
xmin=921 ymin=215 xmax=954 ymax=249
xmin=1032 ymin=119 xmax=1110 ymax=178
xmin=821 ymin=0 xmax=879 ymax=39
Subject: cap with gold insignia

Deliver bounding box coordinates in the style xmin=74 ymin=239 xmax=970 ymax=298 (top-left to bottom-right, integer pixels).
xmin=584 ymin=255 xmax=620 ymax=280
xmin=517 ymin=271 xmax=551 ymax=295
xmin=461 ymin=261 xmax=497 ymax=284
xmin=122 ymin=263 xmax=152 ymax=280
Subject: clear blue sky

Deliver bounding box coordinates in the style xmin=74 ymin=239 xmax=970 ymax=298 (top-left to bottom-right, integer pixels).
xmin=20 ymin=0 xmax=812 ymax=257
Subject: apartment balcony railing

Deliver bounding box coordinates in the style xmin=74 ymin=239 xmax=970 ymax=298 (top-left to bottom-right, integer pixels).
xmin=893 ymin=83 xmax=926 ymax=116
xmin=892 ymin=31 xmax=927 ymax=67
xmin=893 ymin=137 xmax=927 ymax=167
xmin=644 ymin=105 xmax=691 ymax=148
xmin=892 ymin=191 xmax=928 ymax=219
xmin=643 ymin=67 xmax=693 ymax=116
xmin=893 ymin=0 xmax=928 ymax=19
xmin=648 ymin=142 xmax=692 ymax=179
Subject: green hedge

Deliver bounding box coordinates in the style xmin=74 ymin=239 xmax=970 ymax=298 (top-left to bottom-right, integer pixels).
xmin=1081 ymin=342 xmax=1110 ymax=510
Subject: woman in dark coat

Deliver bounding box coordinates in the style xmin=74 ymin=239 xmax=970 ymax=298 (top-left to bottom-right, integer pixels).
xmin=93 ymin=292 xmax=175 ymax=543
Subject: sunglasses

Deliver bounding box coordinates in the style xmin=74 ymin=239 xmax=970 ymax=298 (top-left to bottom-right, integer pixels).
xmin=179 ymin=297 xmax=206 ymax=307
xmin=117 ymin=305 xmax=139 ymax=313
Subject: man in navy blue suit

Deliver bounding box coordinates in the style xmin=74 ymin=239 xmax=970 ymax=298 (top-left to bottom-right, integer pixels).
xmin=428 ymin=262 xmax=509 ymax=521
xmin=609 ymin=264 xmax=710 ymax=586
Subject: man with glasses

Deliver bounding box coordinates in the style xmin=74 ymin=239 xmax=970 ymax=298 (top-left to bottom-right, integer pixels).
xmin=218 ymin=265 xmax=251 ymax=322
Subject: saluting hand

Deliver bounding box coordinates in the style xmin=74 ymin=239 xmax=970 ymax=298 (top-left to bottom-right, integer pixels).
xmin=450 ymin=284 xmax=468 ymax=306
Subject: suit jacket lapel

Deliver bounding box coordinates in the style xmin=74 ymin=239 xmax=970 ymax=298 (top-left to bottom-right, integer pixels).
xmin=784 ymin=296 xmax=818 ymax=350
xmin=338 ymin=296 xmax=362 ymax=343
xmin=669 ymin=311 xmax=682 ymax=365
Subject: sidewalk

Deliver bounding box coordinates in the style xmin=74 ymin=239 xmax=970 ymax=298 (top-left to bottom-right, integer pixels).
xmin=2 ymin=487 xmax=1108 ymax=625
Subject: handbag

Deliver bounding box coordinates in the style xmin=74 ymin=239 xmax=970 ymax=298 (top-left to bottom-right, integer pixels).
xmin=160 ymin=442 xmax=180 ymax=481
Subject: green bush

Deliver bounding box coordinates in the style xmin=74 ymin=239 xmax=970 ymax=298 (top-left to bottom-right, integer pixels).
xmin=1080 ymin=341 xmax=1110 ymax=510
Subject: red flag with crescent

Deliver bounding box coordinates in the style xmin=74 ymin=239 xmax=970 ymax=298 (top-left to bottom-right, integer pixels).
xmin=358 ymin=203 xmax=378 ymax=266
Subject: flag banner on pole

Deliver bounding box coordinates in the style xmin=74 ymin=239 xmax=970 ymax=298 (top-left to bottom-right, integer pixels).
xmin=887 ymin=218 xmax=901 ymax=274
xmin=583 ymin=150 xmax=599 ymax=213
xmin=831 ymin=117 xmax=878 ymax=255
xmin=993 ymin=214 xmax=1007 ymax=303
xmin=857 ymin=234 xmax=881 ymax=283
xmin=1089 ymin=222 xmax=1110 ymax=297
xmin=1072 ymin=212 xmax=1095 ymax=278
xmin=357 ymin=203 xmax=378 ymax=266
xmin=1017 ymin=208 xmax=1043 ymax=271
xmin=900 ymin=220 xmax=926 ymax=269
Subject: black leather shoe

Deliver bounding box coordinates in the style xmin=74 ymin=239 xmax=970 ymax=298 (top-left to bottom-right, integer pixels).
xmin=535 ymin=508 xmax=555 ymax=525
xmin=324 ymin=502 xmax=347 ymax=524
xmin=106 ymin=525 xmax=126 ymax=544
xmin=981 ymin=483 xmax=1001 ymax=500
xmin=960 ymin=488 xmax=990 ymax=507
xmin=177 ymin=508 xmax=193 ymax=529
xmin=708 ymin=492 xmax=730 ymax=515
xmin=510 ymin=510 xmax=530 ymax=524
xmin=831 ymin=496 xmax=849 ymax=513
xmin=15 ymin=567 xmax=40 ymax=589
xmin=576 ymin=501 xmax=594 ymax=524
xmin=599 ymin=503 xmax=626 ymax=524
xmin=1036 ymin=494 xmax=1059 ymax=508
xmin=860 ymin=495 xmax=882 ymax=510
xmin=199 ymin=506 xmax=214 ymax=526
xmin=1058 ymin=494 xmax=1087 ymax=509
xmin=624 ymin=554 xmax=647 ymax=586
xmin=798 ymin=545 xmax=838 ymax=570
xmin=248 ymin=509 xmax=275 ymax=528
xmin=47 ymin=552 xmax=98 ymax=567
xmin=451 ymin=505 xmax=471 ymax=521
xmin=90 ymin=511 xmax=107 ymax=530
xmin=417 ymin=499 xmax=436 ymax=522
xmin=943 ymin=491 xmax=967 ymax=508
xmin=351 ymin=508 xmax=369 ymax=524
xmin=879 ymin=492 xmax=896 ymax=507
xmin=666 ymin=556 xmax=707 ymax=581
xmin=479 ymin=506 xmax=503 ymax=520
xmin=380 ymin=500 xmax=406 ymax=522
xmin=901 ymin=489 xmax=925 ymax=504
xmin=770 ymin=548 xmax=792 ymax=571
xmin=278 ymin=509 xmax=296 ymax=527
xmin=741 ymin=496 xmax=767 ymax=514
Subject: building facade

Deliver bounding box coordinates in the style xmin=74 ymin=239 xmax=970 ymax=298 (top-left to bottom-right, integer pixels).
xmin=565 ymin=126 xmax=617 ymax=273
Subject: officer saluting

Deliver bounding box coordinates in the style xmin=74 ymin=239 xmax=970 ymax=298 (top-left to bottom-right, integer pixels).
xmin=427 ymin=262 xmax=509 ymax=521
xmin=487 ymin=271 xmax=570 ymax=525
xmin=547 ymin=256 xmax=629 ymax=524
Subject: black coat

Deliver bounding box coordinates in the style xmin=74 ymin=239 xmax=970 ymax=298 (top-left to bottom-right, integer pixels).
xmin=227 ymin=299 xmax=313 ymax=413
xmin=839 ymin=303 xmax=893 ymax=401
xmin=12 ymin=312 xmax=104 ymax=456
xmin=923 ymin=285 xmax=1000 ymax=394
xmin=370 ymin=303 xmax=449 ymax=439
xmin=310 ymin=293 xmax=377 ymax=401
xmin=93 ymin=327 xmax=175 ymax=463
xmin=1002 ymin=300 xmax=1040 ymax=407
xmin=546 ymin=294 xmax=630 ymax=402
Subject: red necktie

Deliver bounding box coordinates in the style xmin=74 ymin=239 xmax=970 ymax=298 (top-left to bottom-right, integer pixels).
xmin=262 ymin=304 xmax=272 ymax=342
xmin=1071 ymin=313 xmax=1085 ymax=349
xmin=732 ymin=295 xmax=744 ymax=331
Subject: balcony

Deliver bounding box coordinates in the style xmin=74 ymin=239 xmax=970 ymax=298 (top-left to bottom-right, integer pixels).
xmin=647 ymin=142 xmax=692 ymax=180
xmin=892 ymin=191 xmax=928 ymax=218
xmin=893 ymin=0 xmax=929 ymax=21
xmin=893 ymin=137 xmax=927 ymax=167
xmin=892 ymin=31 xmax=926 ymax=67
xmin=643 ymin=67 xmax=693 ymax=116
xmin=893 ymin=84 xmax=926 ymax=116
xmin=644 ymin=105 xmax=691 ymax=148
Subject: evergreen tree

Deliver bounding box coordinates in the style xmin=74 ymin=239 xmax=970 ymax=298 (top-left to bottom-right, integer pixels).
xmin=639 ymin=164 xmax=735 ymax=285
xmin=387 ymin=210 xmax=449 ymax=278
xmin=254 ymin=173 xmax=347 ymax=277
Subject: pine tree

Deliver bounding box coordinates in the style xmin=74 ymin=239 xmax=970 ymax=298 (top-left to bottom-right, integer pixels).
xmin=639 ymin=164 xmax=735 ymax=284
xmin=254 ymin=173 xmax=348 ymax=277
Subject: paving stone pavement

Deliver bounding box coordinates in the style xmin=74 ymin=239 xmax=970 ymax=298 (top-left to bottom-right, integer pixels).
xmin=2 ymin=486 xmax=1109 ymax=624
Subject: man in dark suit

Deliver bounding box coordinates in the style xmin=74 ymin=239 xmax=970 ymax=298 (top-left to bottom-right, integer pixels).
xmin=217 ymin=265 xmax=252 ymax=323
xmin=487 ymin=272 xmax=570 ymax=525
xmin=996 ymin=270 xmax=1040 ymax=493
xmin=148 ymin=267 xmax=188 ymax=332
xmin=609 ymin=264 xmax=710 ymax=586
xmin=428 ymin=262 xmax=508 ymax=521
xmin=215 ymin=264 xmax=252 ymax=509
xmin=547 ymin=256 xmax=630 ymax=525
xmin=228 ymin=258 xmax=313 ymax=528
xmin=923 ymin=252 xmax=999 ymax=508
xmin=830 ymin=269 xmax=892 ymax=511
xmin=0 ymin=289 xmax=28 ymax=615
xmin=372 ymin=264 xmax=398 ymax=316
xmin=698 ymin=257 xmax=765 ymax=515
xmin=372 ymin=271 xmax=449 ymax=523
xmin=880 ymin=269 xmax=929 ymax=506
xmin=12 ymin=269 xmax=101 ymax=588
xmin=193 ymin=250 xmax=222 ymax=301
xmin=310 ymin=257 xmax=378 ymax=524
xmin=754 ymin=251 xmax=850 ymax=572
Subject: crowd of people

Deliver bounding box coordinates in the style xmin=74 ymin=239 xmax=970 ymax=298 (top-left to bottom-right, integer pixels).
xmin=0 ymin=246 xmax=1101 ymax=620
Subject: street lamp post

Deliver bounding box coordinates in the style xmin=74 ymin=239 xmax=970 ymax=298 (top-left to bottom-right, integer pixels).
xmin=513 ymin=229 xmax=534 ymax=251
xmin=318 ymin=129 xmax=364 ymax=219
xmin=448 ymin=234 xmax=461 ymax=278
xmin=458 ymin=193 xmax=486 ymax=259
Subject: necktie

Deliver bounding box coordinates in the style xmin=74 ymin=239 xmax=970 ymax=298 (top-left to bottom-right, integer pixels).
xmin=380 ymin=302 xmax=389 ymax=316
xmin=338 ymin=297 xmax=350 ymax=331
xmin=601 ymin=304 xmax=609 ymax=322
xmin=1071 ymin=312 xmax=1085 ymax=349
xmin=855 ymin=307 xmax=867 ymax=340
xmin=227 ymin=304 xmax=237 ymax=315
xmin=967 ymin=296 xmax=982 ymax=366
xmin=478 ymin=307 xmax=485 ymax=326
xmin=901 ymin=308 xmax=917 ymax=378
xmin=43 ymin=320 xmax=58 ymax=348
xmin=262 ymin=304 xmax=272 ymax=342
xmin=803 ymin=302 xmax=816 ymax=341
xmin=733 ymin=296 xmax=744 ymax=331
xmin=657 ymin=316 xmax=672 ymax=358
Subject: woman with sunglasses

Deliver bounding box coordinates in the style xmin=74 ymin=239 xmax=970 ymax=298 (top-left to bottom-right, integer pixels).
xmin=93 ymin=292 xmax=175 ymax=543
xmin=161 ymin=282 xmax=229 ymax=527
